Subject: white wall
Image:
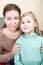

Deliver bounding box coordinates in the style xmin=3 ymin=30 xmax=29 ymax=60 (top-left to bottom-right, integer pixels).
xmin=0 ymin=0 xmax=43 ymax=29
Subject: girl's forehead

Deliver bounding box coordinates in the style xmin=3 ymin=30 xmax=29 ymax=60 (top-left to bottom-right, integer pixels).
xmin=22 ymin=15 xmax=33 ymax=20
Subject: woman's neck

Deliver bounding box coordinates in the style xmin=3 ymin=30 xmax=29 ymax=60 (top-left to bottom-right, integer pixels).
xmin=5 ymin=28 xmax=18 ymax=34
xmin=2 ymin=28 xmax=21 ymax=39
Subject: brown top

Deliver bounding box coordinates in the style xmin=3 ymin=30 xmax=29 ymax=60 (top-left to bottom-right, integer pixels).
xmin=0 ymin=30 xmax=21 ymax=63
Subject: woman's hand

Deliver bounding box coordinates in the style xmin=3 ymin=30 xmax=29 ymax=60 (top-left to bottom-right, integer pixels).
xmin=40 ymin=46 xmax=43 ymax=52
xmin=11 ymin=43 xmax=20 ymax=55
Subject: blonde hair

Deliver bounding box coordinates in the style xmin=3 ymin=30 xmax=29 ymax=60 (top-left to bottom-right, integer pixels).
xmin=21 ymin=11 xmax=40 ymax=35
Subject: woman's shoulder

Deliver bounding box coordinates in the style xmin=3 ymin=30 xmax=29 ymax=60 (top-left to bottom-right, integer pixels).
xmin=0 ymin=29 xmax=5 ymax=42
xmin=0 ymin=30 xmax=2 ymax=36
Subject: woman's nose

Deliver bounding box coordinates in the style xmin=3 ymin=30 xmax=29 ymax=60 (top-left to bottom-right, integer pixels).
xmin=11 ymin=20 xmax=16 ymax=24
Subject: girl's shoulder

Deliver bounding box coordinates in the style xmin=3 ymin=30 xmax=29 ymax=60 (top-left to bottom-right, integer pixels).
xmin=36 ymin=34 xmax=43 ymax=41
xmin=16 ymin=34 xmax=25 ymax=44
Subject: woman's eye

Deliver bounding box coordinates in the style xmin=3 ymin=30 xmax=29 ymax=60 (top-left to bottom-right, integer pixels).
xmin=7 ymin=18 xmax=11 ymax=20
xmin=14 ymin=17 xmax=19 ymax=19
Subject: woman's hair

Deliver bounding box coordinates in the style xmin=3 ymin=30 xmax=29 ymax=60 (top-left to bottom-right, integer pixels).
xmin=21 ymin=11 xmax=40 ymax=35
xmin=2 ymin=3 xmax=21 ymax=28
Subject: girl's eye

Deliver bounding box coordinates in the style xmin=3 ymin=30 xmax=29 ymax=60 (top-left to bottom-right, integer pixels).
xmin=27 ymin=21 xmax=30 ymax=23
xmin=21 ymin=21 xmax=25 ymax=24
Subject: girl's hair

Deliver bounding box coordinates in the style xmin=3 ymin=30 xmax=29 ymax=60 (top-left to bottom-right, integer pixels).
xmin=2 ymin=3 xmax=21 ymax=28
xmin=21 ymin=11 xmax=40 ymax=35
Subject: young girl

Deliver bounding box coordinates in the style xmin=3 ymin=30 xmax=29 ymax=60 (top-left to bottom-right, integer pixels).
xmin=14 ymin=11 xmax=43 ymax=65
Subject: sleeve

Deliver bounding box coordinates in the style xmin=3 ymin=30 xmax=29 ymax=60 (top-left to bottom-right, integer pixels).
xmin=14 ymin=52 xmax=23 ymax=65
xmin=0 ymin=32 xmax=14 ymax=63
xmin=14 ymin=38 xmax=23 ymax=65
xmin=41 ymin=37 xmax=43 ymax=46
xmin=0 ymin=43 xmax=3 ymax=54
xmin=41 ymin=37 xmax=43 ymax=52
xmin=0 ymin=51 xmax=14 ymax=63
xmin=0 ymin=43 xmax=14 ymax=63
xmin=40 ymin=37 xmax=43 ymax=65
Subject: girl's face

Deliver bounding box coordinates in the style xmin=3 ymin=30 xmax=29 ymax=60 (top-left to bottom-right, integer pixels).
xmin=20 ymin=15 xmax=37 ymax=34
xmin=4 ymin=10 xmax=20 ymax=31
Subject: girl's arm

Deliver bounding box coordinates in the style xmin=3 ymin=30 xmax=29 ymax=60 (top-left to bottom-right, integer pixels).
xmin=12 ymin=43 xmax=23 ymax=65
xmin=41 ymin=47 xmax=43 ymax=65
xmin=14 ymin=52 xmax=23 ymax=65
xmin=41 ymin=38 xmax=43 ymax=65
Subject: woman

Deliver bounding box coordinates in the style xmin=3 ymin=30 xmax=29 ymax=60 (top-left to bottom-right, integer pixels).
xmin=0 ymin=3 xmax=21 ymax=65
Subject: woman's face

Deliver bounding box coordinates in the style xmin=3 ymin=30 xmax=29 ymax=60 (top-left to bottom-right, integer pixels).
xmin=4 ymin=10 xmax=20 ymax=31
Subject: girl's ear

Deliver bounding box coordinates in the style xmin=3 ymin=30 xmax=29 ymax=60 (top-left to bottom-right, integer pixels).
xmin=34 ymin=22 xmax=38 ymax=27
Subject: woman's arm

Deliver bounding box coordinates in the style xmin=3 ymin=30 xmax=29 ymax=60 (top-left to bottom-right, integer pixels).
xmin=0 ymin=52 xmax=14 ymax=63
xmin=0 ymin=44 xmax=20 ymax=63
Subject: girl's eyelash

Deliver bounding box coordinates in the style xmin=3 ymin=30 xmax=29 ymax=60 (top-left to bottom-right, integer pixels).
xmin=21 ymin=21 xmax=30 ymax=24
xmin=21 ymin=21 xmax=25 ymax=24
xmin=27 ymin=21 xmax=30 ymax=23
